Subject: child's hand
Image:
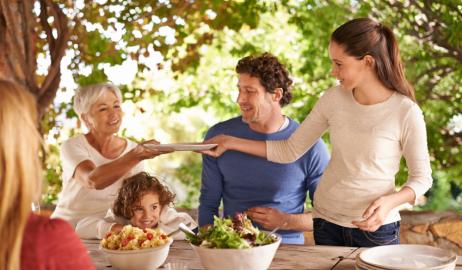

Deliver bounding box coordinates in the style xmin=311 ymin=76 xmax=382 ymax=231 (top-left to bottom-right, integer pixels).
xmin=352 ymin=195 xmax=394 ymax=232
xmin=110 ymin=223 xmax=124 ymax=233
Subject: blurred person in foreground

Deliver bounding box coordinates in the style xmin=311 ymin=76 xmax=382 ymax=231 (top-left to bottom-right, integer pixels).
xmin=52 ymin=83 xmax=170 ymax=234
xmin=0 ymin=80 xmax=95 ymax=269
xmin=199 ymin=53 xmax=330 ymax=244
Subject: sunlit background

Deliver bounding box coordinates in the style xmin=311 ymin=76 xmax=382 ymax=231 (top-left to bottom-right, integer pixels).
xmin=32 ymin=0 xmax=461 ymax=211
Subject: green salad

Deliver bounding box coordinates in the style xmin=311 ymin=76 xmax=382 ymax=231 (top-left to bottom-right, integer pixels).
xmin=186 ymin=213 xmax=277 ymax=249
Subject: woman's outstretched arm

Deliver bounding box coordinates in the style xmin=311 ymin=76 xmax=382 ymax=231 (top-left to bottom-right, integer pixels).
xmin=202 ymin=135 xmax=267 ymax=158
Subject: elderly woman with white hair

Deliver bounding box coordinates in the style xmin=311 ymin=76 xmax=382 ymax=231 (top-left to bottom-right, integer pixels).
xmin=51 ymin=83 xmax=168 ymax=232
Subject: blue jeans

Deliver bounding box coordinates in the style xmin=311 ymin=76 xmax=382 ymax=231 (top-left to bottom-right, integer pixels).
xmin=313 ymin=218 xmax=400 ymax=247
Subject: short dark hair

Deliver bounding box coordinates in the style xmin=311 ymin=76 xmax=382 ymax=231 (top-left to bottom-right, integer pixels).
xmin=112 ymin=172 xmax=175 ymax=219
xmin=236 ymin=53 xmax=293 ymax=107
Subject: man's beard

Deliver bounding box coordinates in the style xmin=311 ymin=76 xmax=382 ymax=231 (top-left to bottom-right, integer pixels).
xmin=242 ymin=111 xmax=259 ymax=124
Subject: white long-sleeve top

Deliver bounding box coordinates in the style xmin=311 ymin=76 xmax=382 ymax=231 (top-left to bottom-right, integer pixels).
xmin=267 ymin=86 xmax=432 ymax=228
xmin=75 ymin=206 xmax=197 ymax=240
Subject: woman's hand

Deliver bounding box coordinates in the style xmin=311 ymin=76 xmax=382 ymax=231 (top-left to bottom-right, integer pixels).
xmin=352 ymin=187 xmax=415 ymax=232
xmin=199 ymin=134 xmax=231 ymax=157
xmin=352 ymin=195 xmax=395 ymax=232
xmin=134 ymin=139 xmax=172 ymax=160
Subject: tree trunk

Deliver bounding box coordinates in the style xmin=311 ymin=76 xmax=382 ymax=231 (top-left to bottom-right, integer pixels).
xmin=0 ymin=0 xmax=69 ymax=124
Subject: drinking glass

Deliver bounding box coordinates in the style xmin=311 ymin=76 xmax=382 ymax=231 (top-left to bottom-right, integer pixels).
xmin=31 ymin=201 xmax=41 ymax=214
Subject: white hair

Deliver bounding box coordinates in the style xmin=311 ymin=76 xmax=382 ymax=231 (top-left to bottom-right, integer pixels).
xmin=73 ymin=83 xmax=123 ymax=118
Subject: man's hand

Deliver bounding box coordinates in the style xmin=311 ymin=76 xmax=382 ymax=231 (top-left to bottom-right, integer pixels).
xmin=246 ymin=207 xmax=289 ymax=230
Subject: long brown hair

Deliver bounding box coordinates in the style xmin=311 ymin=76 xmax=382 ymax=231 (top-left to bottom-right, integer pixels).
xmin=331 ymin=18 xmax=415 ymax=102
xmin=0 ymin=80 xmax=42 ymax=270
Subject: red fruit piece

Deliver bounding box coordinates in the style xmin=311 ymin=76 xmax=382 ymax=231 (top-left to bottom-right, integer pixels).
xmin=121 ymin=238 xmax=128 ymax=247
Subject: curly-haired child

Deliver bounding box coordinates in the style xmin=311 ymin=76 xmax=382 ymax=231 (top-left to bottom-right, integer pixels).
xmin=76 ymin=172 xmax=196 ymax=240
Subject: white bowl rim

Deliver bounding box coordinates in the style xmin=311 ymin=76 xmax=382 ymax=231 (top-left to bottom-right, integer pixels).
xmin=190 ymin=234 xmax=281 ymax=251
xmin=100 ymin=237 xmax=173 ymax=254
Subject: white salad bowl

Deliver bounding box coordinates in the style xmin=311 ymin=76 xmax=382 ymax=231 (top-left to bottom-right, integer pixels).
xmin=100 ymin=238 xmax=173 ymax=270
xmin=191 ymin=235 xmax=281 ymax=270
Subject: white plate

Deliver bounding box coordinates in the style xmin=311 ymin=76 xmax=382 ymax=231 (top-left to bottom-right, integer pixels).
xmin=143 ymin=143 xmax=217 ymax=151
xmin=356 ymin=255 xmax=392 ymax=270
xmin=359 ymin=244 xmax=457 ymax=270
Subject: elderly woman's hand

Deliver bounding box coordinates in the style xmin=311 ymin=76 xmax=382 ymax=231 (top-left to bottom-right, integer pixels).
xmin=133 ymin=139 xmax=172 ymax=160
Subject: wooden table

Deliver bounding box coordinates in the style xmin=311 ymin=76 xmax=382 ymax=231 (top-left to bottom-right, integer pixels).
xmin=85 ymin=240 xmax=462 ymax=270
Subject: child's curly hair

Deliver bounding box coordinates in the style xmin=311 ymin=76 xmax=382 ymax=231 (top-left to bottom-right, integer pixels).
xmin=112 ymin=172 xmax=175 ymax=219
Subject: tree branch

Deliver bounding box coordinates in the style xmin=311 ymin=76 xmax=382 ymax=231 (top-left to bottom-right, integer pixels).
xmin=20 ymin=0 xmax=39 ymax=94
xmin=38 ymin=0 xmax=69 ymax=109
xmin=37 ymin=70 xmax=60 ymax=118
xmin=382 ymin=0 xmax=462 ymax=64
xmin=418 ymin=1 xmax=462 ymax=63
xmin=38 ymin=0 xmax=54 ymax=51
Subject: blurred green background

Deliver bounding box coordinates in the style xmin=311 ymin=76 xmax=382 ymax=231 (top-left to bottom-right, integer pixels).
xmin=37 ymin=0 xmax=461 ymax=211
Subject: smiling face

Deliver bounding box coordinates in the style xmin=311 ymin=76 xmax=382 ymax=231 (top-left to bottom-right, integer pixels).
xmin=130 ymin=192 xmax=161 ymax=229
xmin=83 ymin=89 xmax=122 ymax=134
xmin=237 ymin=73 xmax=279 ymax=126
xmin=328 ymin=41 xmax=369 ymax=92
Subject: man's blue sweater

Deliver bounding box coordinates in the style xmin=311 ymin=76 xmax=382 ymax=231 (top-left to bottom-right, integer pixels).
xmin=199 ymin=116 xmax=330 ymax=244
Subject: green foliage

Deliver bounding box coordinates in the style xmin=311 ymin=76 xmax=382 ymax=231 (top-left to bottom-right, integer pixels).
xmin=42 ymin=143 xmax=62 ymax=205
xmin=68 ymin=0 xmax=270 ymax=76
xmin=418 ymin=172 xmax=455 ymax=211
xmin=42 ymin=0 xmax=462 ymax=211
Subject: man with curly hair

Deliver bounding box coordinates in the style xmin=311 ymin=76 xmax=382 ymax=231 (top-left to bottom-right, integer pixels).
xmin=199 ymin=53 xmax=329 ymax=244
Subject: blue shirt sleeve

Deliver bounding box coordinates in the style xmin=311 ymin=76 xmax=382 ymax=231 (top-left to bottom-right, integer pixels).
xmin=304 ymin=139 xmax=330 ymax=204
xmin=198 ymin=127 xmax=224 ymax=226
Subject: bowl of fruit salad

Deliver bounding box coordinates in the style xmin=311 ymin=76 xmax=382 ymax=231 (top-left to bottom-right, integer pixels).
xmin=186 ymin=213 xmax=281 ymax=270
xmin=100 ymin=225 xmax=173 ymax=270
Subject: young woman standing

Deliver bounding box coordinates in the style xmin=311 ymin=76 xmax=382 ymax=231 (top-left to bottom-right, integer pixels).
xmin=202 ymin=18 xmax=432 ymax=247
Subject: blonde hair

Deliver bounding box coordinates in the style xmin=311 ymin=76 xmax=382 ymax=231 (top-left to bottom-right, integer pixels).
xmin=0 ymin=80 xmax=42 ymax=270
xmin=73 ymin=83 xmax=122 ymax=118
